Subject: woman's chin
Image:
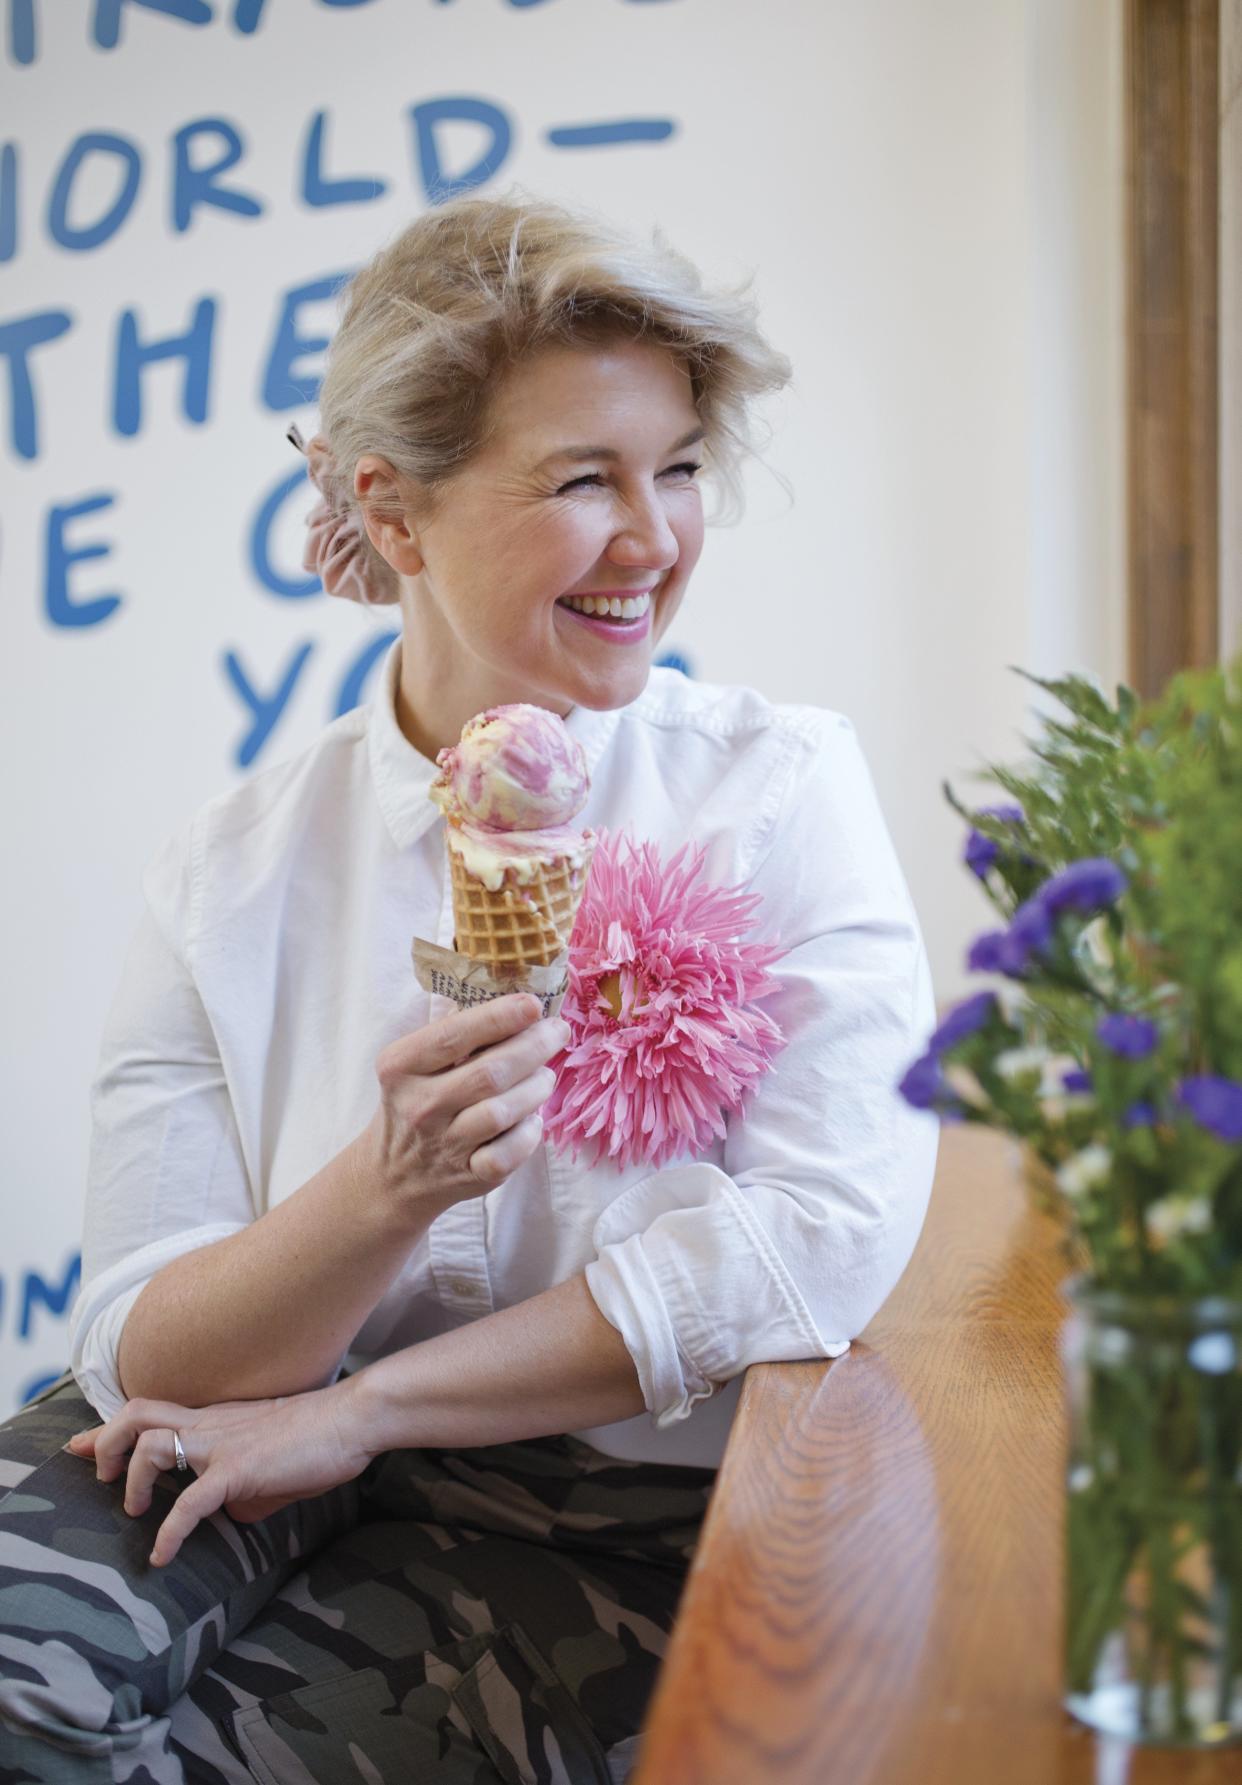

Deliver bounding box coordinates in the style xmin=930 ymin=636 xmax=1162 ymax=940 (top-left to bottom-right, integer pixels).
xmin=558 ymin=659 xmax=651 ymax=711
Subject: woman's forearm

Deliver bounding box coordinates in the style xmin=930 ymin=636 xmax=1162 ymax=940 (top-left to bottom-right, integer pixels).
xmin=116 ymin=1134 xmax=444 ymax=1407
xmin=342 ymin=1270 xmax=649 ymax=1452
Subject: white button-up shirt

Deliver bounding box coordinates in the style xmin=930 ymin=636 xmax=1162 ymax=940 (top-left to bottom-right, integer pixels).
xmin=68 ymin=636 xmax=939 ymax=1469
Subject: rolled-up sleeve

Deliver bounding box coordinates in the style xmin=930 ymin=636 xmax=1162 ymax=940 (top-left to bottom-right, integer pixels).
xmin=68 ymin=820 xmax=254 ymax=1420
xmin=583 ymin=712 xmax=940 ymax=1428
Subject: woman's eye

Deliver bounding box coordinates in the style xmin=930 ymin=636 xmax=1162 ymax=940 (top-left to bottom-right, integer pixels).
xmin=557 ymin=462 xmax=703 ymax=495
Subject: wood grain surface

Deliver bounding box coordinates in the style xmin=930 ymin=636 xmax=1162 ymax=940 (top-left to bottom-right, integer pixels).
xmin=1126 ymin=0 xmax=1219 ymax=697
xmin=632 ymin=1125 xmax=1242 ymax=1784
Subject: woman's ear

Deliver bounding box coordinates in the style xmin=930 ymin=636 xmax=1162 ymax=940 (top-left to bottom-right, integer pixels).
xmin=354 ymin=455 xmax=426 ymax=577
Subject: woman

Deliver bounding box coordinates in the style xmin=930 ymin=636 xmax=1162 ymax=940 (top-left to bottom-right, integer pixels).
xmin=0 ymin=189 xmax=939 ymax=1780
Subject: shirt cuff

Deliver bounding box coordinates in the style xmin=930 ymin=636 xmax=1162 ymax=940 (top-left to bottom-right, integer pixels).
xmin=584 ymin=1238 xmax=719 ymax=1429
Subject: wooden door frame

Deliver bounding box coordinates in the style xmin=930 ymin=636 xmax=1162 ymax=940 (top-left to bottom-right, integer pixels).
xmin=1126 ymin=0 xmax=1220 ymax=695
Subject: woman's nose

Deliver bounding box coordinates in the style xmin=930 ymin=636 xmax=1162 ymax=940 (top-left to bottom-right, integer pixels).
xmin=606 ymin=490 xmax=680 ymax=570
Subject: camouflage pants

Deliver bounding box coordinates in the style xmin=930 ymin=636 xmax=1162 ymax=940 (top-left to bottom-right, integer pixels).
xmin=0 ymin=1372 xmax=716 ymax=1783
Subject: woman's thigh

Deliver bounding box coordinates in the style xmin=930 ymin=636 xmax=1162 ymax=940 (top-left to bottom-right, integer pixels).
xmin=0 ymin=1372 xmax=362 ymax=1781
xmin=169 ymin=1434 xmax=717 ymax=1784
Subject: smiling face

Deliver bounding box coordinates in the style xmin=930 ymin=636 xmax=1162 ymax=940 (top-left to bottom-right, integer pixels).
xmin=357 ymin=337 xmax=706 ymax=761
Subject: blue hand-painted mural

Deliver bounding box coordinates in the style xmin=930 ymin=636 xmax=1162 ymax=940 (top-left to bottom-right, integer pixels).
xmin=6 ymin=0 xmax=679 ymax=68
xmin=3 ymin=0 xmax=698 ymax=1420
xmin=0 ymin=1252 xmax=80 ymax=1405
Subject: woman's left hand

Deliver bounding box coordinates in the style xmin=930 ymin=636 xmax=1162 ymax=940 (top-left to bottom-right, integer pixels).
xmin=63 ymin=1381 xmax=373 ymax=1568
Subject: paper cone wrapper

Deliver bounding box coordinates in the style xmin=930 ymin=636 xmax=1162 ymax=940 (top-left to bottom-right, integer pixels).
xmin=411 ymin=936 xmax=570 ymax=1019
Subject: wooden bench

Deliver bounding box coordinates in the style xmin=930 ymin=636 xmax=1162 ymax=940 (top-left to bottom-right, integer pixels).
xmin=633 ymin=1124 xmax=1241 ymax=1783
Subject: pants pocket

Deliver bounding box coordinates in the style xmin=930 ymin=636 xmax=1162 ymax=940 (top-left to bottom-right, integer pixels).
xmin=449 ymin=1621 xmax=612 ymax=1785
xmin=225 ymin=1621 xmax=612 ymax=1785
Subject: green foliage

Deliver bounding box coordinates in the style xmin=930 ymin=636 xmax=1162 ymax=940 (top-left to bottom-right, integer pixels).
xmin=917 ymin=655 xmax=1242 ymax=1298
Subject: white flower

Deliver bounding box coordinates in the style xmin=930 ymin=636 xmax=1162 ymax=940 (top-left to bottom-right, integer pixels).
xmin=995 ymin=1047 xmax=1089 ymax=1109
xmin=1144 ymin=1195 xmax=1212 ymax=1246
xmin=995 ymin=1045 xmax=1049 ymax=1082
xmin=1055 ymin=1143 xmax=1113 ymax=1198
xmin=1038 ymin=1054 xmax=1094 ymax=1124
xmin=1072 ymin=914 xmax=1119 ymax=993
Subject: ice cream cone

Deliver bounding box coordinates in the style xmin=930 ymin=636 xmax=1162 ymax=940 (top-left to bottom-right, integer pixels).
xmin=449 ymin=841 xmax=595 ymax=971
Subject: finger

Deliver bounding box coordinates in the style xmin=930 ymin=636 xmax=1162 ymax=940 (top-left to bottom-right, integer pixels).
xmin=427 ymin=1015 xmax=569 ymax=1123
xmin=93 ymin=1401 xmax=191 ymax=1481
xmin=149 ymin=1474 xmax=227 ymax=1569
xmin=122 ymin=1429 xmax=183 ymax=1518
xmin=447 ymin=1063 xmax=558 ymax=1152
xmin=387 ymin=993 xmax=542 ymax=1079
xmin=64 ymin=1428 xmax=100 ymax=1456
xmin=468 ymin=1111 xmax=545 ymax=1188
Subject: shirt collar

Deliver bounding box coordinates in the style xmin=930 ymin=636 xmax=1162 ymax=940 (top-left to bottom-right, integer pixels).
xmin=367 ymin=633 xmax=622 ymax=851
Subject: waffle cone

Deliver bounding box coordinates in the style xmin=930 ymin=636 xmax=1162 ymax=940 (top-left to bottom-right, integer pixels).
xmin=448 ymin=842 xmax=594 ymax=971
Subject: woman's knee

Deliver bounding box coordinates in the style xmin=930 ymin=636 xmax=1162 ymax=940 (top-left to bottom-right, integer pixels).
xmin=0 ymin=1375 xmax=358 ymax=1755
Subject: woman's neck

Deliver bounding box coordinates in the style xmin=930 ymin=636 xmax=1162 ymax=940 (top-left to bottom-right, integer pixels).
xmin=394 ymin=626 xmax=573 ymax=765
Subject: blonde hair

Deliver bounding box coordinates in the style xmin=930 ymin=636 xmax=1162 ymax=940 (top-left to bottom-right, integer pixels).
xmin=314 ymin=184 xmax=793 ymax=604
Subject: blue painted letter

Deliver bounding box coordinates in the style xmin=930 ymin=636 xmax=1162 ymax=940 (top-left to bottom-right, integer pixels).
xmin=173 ymin=118 xmax=263 ymax=233
xmin=93 ymin=0 xmax=212 ymax=51
xmin=223 ymin=642 xmax=314 ymax=768
xmin=409 ymin=98 xmax=511 ymax=204
xmin=301 ymin=112 xmax=387 ymax=208
xmin=250 ymin=465 xmax=322 ymax=599
xmin=48 ymin=132 xmax=142 ymax=251
xmin=0 ymin=310 xmax=72 ymax=459
xmin=19 ymin=1254 xmax=81 ymax=1340
xmin=113 ymin=296 xmax=215 ymax=435
xmin=262 ymin=273 xmax=350 ymax=410
xmin=46 ymin=494 xmax=122 ymax=628
xmin=7 ymin=0 xmax=36 ymax=65
xmin=0 ymin=144 xmax=17 ymax=264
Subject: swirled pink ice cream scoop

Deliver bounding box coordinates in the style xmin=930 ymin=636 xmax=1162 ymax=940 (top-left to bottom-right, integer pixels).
xmin=430 ymin=704 xmax=589 ymax=831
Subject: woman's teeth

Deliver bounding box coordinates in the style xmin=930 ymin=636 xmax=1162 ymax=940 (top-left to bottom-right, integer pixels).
xmin=560 ymin=592 xmax=651 ymax=621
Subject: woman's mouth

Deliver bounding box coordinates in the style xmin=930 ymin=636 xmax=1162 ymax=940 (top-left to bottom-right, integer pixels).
xmin=555 ymin=589 xmax=653 ymax=643
xmin=559 ymin=591 xmax=652 ymax=621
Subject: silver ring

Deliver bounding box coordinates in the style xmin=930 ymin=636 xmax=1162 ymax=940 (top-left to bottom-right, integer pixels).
xmin=172 ymin=1430 xmax=189 ymax=1473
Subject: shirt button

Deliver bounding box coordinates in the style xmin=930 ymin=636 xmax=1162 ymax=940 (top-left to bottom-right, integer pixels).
xmin=448 ymin=1278 xmax=470 ymax=1296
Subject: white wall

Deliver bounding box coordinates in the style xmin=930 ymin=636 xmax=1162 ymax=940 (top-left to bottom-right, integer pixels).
xmin=0 ymin=0 xmax=1125 ymax=1414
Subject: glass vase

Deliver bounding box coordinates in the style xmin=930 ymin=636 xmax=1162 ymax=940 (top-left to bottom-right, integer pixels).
xmin=1061 ymin=1275 xmax=1242 ymax=1745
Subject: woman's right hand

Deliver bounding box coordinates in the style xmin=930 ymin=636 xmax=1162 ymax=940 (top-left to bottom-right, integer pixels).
xmin=356 ymin=992 xmax=570 ymax=1220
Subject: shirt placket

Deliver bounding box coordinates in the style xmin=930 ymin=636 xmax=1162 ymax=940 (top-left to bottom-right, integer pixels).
xmin=428 ymin=831 xmax=496 ymax=1320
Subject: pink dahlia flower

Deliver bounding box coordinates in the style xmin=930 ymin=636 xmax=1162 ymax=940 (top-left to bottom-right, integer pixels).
xmin=543 ymin=828 xmax=788 ymax=1170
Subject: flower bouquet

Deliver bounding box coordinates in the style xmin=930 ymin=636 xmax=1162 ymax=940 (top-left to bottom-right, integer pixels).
xmin=898 ymin=659 xmax=1242 ymax=1746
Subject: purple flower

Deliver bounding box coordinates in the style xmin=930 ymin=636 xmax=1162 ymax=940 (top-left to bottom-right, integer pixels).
xmin=898 ymin=1052 xmax=948 ymax=1110
xmin=1097 ymin=1014 xmax=1159 ymax=1059
xmin=1063 ymin=1068 xmax=1093 ymax=1093
xmin=998 ymin=896 xmax=1055 ymax=973
xmin=964 ymin=831 xmax=1000 ymax=879
xmin=966 ymin=930 xmax=1009 ymax=973
xmin=963 ymin=806 xmax=1026 ymax=882
xmin=1039 ymin=858 xmax=1128 ymax=915
xmin=1123 ymin=1100 xmax=1157 ymax=1130
xmin=1176 ymin=1076 xmax=1242 ymax=1144
xmin=928 ymin=991 xmax=998 ymax=1054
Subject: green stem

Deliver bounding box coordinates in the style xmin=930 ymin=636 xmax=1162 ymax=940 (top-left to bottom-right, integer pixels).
xmin=1067 ymin=1491 xmax=1139 ymax=1689
xmin=1146 ymin=1501 xmax=1189 ymax=1736
xmin=1198 ymin=1379 xmax=1242 ymax=1725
